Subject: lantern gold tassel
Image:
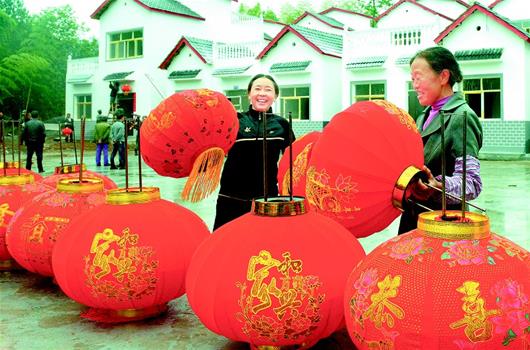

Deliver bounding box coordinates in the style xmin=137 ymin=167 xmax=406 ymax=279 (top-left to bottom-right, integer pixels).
xmin=181 ymin=147 xmax=225 ymax=202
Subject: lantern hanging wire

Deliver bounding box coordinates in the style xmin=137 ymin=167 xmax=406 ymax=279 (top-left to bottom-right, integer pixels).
xmin=124 ymin=118 xmax=129 ymax=191
xmin=261 ymin=111 xmax=268 ymax=202
xmin=72 ymin=119 xmax=78 ymax=164
xmin=78 ymin=117 xmax=86 ymax=183
xmin=17 ymin=117 xmax=22 ymax=176
xmin=10 ymin=120 xmax=15 ymax=163
xmin=57 ymin=121 xmax=64 ymax=168
xmin=288 ymin=111 xmax=293 ymax=201
xmin=1 ymin=120 xmax=6 ymax=176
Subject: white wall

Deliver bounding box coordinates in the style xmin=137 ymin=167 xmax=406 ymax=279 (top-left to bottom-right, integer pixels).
xmin=323 ymin=10 xmax=372 ymax=30
xmin=491 ymin=0 xmax=530 ymax=21
xmin=296 ymin=16 xmax=343 ymax=34
xmin=416 ymin=0 xmax=468 ymax=19
xmin=377 ymin=2 xmax=452 ymax=28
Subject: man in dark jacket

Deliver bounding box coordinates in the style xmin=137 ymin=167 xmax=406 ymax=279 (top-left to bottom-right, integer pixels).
xmin=20 ymin=110 xmax=46 ymax=173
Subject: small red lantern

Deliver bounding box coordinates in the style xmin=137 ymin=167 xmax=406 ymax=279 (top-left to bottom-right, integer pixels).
xmin=1 ymin=161 xmax=43 ymax=181
xmin=0 ymin=174 xmax=52 ymax=269
xmin=344 ymin=211 xmax=529 ymax=349
xmin=6 ymin=178 xmax=106 ymax=277
xmin=42 ymin=164 xmax=117 ymax=190
xmin=277 ymin=131 xmax=321 ymax=197
xmin=121 ymin=84 xmax=131 ymax=96
xmin=306 ymin=100 xmax=424 ymax=237
xmin=141 ymin=89 xmax=238 ymax=202
xmin=186 ymin=198 xmax=366 ymax=349
xmin=52 ymin=187 xmax=210 ymax=322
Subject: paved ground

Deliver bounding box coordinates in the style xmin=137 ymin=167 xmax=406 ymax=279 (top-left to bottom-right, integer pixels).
xmin=1 ymin=142 xmax=528 ymax=349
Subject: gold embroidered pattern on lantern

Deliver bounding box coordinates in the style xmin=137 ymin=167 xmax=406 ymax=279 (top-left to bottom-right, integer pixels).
xmin=236 ymin=250 xmax=325 ymax=343
xmin=184 ymin=89 xmax=219 ymax=109
xmin=0 ymin=203 xmax=14 ymax=227
xmin=372 ymin=100 xmax=418 ymax=133
xmin=449 ymin=281 xmax=499 ymax=342
xmin=282 ymin=143 xmax=313 ymax=194
xmin=306 ymin=166 xmax=360 ymax=217
xmin=84 ymin=227 xmax=158 ymax=301
xmin=143 ymin=108 xmax=177 ymax=138
xmin=362 ymin=274 xmax=405 ymax=329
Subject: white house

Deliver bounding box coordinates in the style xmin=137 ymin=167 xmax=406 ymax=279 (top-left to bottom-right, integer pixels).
xmin=65 ymin=0 xmax=530 ymax=154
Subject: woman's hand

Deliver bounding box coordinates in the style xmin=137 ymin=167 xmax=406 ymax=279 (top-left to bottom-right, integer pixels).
xmin=409 ymin=166 xmax=442 ymax=201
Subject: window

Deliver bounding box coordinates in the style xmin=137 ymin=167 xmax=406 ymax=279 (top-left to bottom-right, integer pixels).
xmin=76 ymin=95 xmax=92 ymax=119
xmin=391 ymin=29 xmax=422 ymax=46
xmin=351 ymin=82 xmax=385 ymax=103
xmin=225 ymin=89 xmax=249 ymax=112
xmin=407 ymin=81 xmax=424 ymax=121
xmin=279 ymin=86 xmax=310 ymax=120
xmin=108 ymin=30 xmax=143 ymax=60
xmin=462 ymin=77 xmax=501 ymax=119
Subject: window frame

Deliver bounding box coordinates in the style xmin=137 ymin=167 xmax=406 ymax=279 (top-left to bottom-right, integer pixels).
xmin=75 ymin=94 xmax=92 ymax=119
xmin=461 ymin=74 xmax=502 ymax=120
xmin=108 ymin=29 xmax=144 ymax=61
xmin=279 ymin=85 xmax=310 ymax=120
xmin=350 ymin=81 xmax=386 ymax=104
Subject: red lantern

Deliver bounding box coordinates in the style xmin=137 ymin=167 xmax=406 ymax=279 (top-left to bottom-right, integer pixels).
xmin=6 ymin=178 xmax=106 ymax=277
xmin=344 ymin=211 xmax=530 ymax=349
xmin=1 ymin=161 xmax=43 ymax=181
xmin=42 ymin=164 xmax=117 ymax=190
xmin=306 ymin=100 xmax=424 ymax=237
xmin=52 ymin=187 xmax=210 ymax=322
xmin=186 ymin=198 xmax=366 ymax=349
xmin=141 ymin=89 xmax=238 ymax=202
xmin=121 ymin=84 xmax=131 ymax=96
xmin=0 ymin=174 xmax=52 ymax=269
xmin=277 ymin=131 xmax=321 ymax=197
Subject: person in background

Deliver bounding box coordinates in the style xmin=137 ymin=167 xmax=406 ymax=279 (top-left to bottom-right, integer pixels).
xmin=399 ymin=46 xmax=483 ymax=234
xmin=93 ymin=112 xmax=111 ymax=167
xmin=64 ymin=113 xmax=74 ymax=142
xmin=109 ymin=109 xmax=125 ymax=170
xmin=109 ymin=81 xmax=119 ymax=113
xmin=20 ymin=110 xmax=46 ymax=173
xmin=213 ymin=74 xmax=294 ymax=230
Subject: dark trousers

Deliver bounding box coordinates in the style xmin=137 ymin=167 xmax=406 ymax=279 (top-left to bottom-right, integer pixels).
xmin=213 ymin=195 xmax=252 ymax=230
xmin=25 ymin=141 xmax=44 ymax=172
xmin=110 ymin=142 xmax=125 ymax=167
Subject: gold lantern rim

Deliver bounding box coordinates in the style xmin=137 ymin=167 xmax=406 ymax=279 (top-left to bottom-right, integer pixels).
xmin=106 ymin=187 xmax=160 ymax=205
xmin=57 ymin=178 xmax=104 ymax=194
xmin=252 ymin=196 xmax=306 ymax=217
xmin=0 ymin=173 xmax=34 ymax=186
xmin=417 ymin=210 xmax=490 ymax=240
xmin=0 ymin=161 xmax=20 ymax=169
xmin=54 ymin=163 xmax=86 ymax=175
xmin=392 ymin=165 xmax=424 ymax=211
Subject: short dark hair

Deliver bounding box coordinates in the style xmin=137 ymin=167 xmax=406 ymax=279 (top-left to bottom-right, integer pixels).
xmin=247 ymin=74 xmax=279 ymax=97
xmin=410 ymin=46 xmax=463 ymax=87
xmin=31 ymin=110 xmax=39 ymax=118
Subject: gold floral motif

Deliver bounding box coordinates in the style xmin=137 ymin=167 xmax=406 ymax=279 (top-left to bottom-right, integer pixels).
xmin=184 ymin=89 xmax=219 ymax=110
xmin=372 ymin=100 xmax=418 ymax=133
xmin=306 ymin=166 xmax=361 ymax=218
xmin=449 ymin=281 xmax=500 ymax=342
xmin=363 ymin=274 xmax=405 ymax=329
xmin=84 ymin=227 xmax=158 ymax=301
xmin=236 ymin=250 xmax=325 ymax=343
xmin=281 ymin=143 xmax=313 ymax=194
xmin=0 ymin=203 xmax=14 ymax=228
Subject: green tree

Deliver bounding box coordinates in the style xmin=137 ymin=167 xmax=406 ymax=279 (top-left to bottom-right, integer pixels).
xmin=262 ymin=9 xmax=279 ymax=21
xmin=247 ymin=3 xmax=262 ymax=17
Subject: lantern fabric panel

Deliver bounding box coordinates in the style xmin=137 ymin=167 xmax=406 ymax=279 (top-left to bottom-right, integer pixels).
xmin=278 ymin=131 xmax=321 ymax=197
xmin=52 ymin=190 xmax=210 ymax=322
xmin=344 ymin=211 xmax=530 ymax=349
xmin=186 ymin=208 xmax=366 ymax=348
xmin=307 ymin=100 xmax=424 ymax=237
xmin=6 ymin=179 xmax=106 ymax=276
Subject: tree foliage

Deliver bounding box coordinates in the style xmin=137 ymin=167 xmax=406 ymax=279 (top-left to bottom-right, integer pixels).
xmin=0 ymin=4 xmax=98 ymax=120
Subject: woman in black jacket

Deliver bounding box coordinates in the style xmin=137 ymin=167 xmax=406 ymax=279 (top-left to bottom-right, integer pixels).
xmin=213 ymin=74 xmax=294 ymax=229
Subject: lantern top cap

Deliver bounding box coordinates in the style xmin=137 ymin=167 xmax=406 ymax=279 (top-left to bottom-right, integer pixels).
xmin=106 ymin=187 xmax=160 ymax=205
xmin=54 ymin=163 xmax=86 ymax=175
xmin=252 ymin=196 xmax=307 ymax=217
xmin=0 ymin=173 xmax=34 ymax=186
xmin=0 ymin=161 xmax=21 ymax=170
xmin=417 ymin=210 xmax=490 ymax=240
xmin=57 ymin=178 xmax=104 ymax=194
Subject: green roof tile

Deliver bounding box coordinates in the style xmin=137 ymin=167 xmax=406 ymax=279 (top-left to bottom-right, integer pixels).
xmin=454 ymin=48 xmax=503 ymax=61
xmin=291 ymin=25 xmax=343 ymax=57
xmin=395 ymin=56 xmax=412 ymax=65
xmin=310 ymin=12 xmax=344 ymax=28
xmin=67 ymin=75 xmax=92 ymax=84
xmin=186 ymin=37 xmax=213 ymax=63
xmin=93 ymin=0 xmax=202 ymax=20
xmin=168 ymin=69 xmax=201 ymax=79
xmin=103 ymin=71 xmax=134 ymax=81
xmin=270 ymin=61 xmax=312 ymax=73
xmin=212 ymin=66 xmax=251 ymax=76
xmin=346 ymin=56 xmax=386 ymax=69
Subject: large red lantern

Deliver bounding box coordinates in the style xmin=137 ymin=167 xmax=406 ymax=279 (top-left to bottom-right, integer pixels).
xmin=344 ymin=211 xmax=529 ymax=349
xmin=186 ymin=198 xmax=366 ymax=349
xmin=0 ymin=174 xmax=52 ymax=269
xmin=6 ymin=178 xmax=106 ymax=277
xmin=121 ymin=84 xmax=131 ymax=95
xmin=306 ymin=100 xmax=424 ymax=237
xmin=140 ymin=89 xmax=238 ymax=202
xmin=52 ymin=187 xmax=210 ymax=322
xmin=42 ymin=164 xmax=117 ymax=190
xmin=1 ymin=161 xmax=43 ymax=181
xmin=277 ymin=131 xmax=321 ymax=197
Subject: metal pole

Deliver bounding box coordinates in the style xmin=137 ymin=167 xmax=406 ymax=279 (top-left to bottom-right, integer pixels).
xmin=262 ymin=112 xmax=268 ymax=202
xmin=440 ymin=111 xmax=447 ymax=218
xmin=138 ymin=119 xmax=143 ymax=191
xmin=125 ymin=118 xmax=129 ymax=192
xmin=461 ymin=111 xmax=467 ymax=218
xmin=58 ymin=123 xmax=64 ymax=167
xmin=79 ymin=118 xmax=86 ymax=183
xmin=288 ymin=111 xmax=293 ymax=201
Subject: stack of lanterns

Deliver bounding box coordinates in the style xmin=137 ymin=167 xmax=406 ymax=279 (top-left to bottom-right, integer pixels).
xmin=43 ymin=164 xmax=116 ymax=190
xmin=52 ymin=187 xmax=210 ymax=322
xmin=344 ymin=210 xmax=529 ymax=349
xmin=1 ymin=161 xmax=43 ymax=181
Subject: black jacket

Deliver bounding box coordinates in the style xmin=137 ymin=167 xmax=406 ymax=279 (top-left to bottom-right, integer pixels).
xmin=21 ymin=118 xmax=46 ymax=144
xmin=219 ymin=107 xmax=293 ymax=199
